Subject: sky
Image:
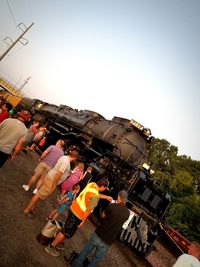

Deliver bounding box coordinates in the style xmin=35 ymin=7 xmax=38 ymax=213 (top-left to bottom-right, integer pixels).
xmin=0 ymin=0 xmax=200 ymax=160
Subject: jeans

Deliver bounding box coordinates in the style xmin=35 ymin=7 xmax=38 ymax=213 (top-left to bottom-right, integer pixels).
xmin=72 ymin=232 xmax=110 ymax=267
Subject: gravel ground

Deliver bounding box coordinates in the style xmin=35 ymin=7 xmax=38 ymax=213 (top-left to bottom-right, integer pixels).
xmin=0 ymin=151 xmax=177 ymax=267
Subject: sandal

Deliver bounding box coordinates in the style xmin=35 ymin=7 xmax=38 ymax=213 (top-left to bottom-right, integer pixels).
xmin=24 ymin=210 xmax=35 ymax=217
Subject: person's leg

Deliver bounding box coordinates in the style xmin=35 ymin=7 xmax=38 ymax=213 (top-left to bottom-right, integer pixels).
xmin=52 ymin=212 xmax=59 ymax=220
xmin=47 ymin=209 xmax=57 ymax=219
xmin=29 ymin=143 xmax=36 ymax=151
xmin=87 ymin=233 xmax=110 ymax=267
xmin=35 ymin=175 xmax=44 ymax=190
xmin=51 ymin=232 xmax=65 ymax=247
xmin=24 ymin=194 xmax=40 ymax=213
xmin=60 ymin=190 xmax=66 ymax=198
xmin=45 ymin=210 xmax=81 ymax=256
xmin=72 ymin=232 xmax=96 ymax=267
xmin=45 ymin=231 xmax=65 ymax=256
xmin=27 ymin=173 xmax=40 ymax=188
xmin=33 ymin=166 xmax=50 ymax=192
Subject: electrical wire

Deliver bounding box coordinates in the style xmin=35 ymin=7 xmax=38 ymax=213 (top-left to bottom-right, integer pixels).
xmin=6 ymin=0 xmax=18 ymax=26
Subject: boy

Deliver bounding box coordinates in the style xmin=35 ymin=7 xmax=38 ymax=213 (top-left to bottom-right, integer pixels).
xmin=47 ymin=184 xmax=80 ymax=220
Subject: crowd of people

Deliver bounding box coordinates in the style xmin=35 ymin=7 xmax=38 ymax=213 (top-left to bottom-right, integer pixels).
xmin=0 ymin=99 xmax=200 ymax=266
xmin=0 ymin=104 xmax=131 ymax=266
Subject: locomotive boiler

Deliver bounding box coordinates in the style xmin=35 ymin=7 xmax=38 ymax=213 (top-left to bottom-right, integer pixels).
xmin=19 ymin=98 xmax=152 ymax=166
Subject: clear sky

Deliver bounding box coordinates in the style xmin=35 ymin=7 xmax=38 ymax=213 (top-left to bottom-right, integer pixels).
xmin=0 ymin=0 xmax=200 ymax=160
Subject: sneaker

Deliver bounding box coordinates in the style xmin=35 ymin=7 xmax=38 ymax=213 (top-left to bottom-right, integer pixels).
xmin=45 ymin=245 xmax=60 ymax=257
xmin=24 ymin=210 xmax=35 ymax=217
xmin=33 ymin=188 xmax=38 ymax=194
xmin=56 ymin=242 xmax=65 ymax=251
xmin=22 ymin=185 xmax=30 ymax=191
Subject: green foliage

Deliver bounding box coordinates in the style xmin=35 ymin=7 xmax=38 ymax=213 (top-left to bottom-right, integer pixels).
xmin=166 ymin=195 xmax=200 ymax=242
xmin=149 ymin=138 xmax=200 ymax=242
xmin=171 ymin=170 xmax=195 ymax=197
xmin=152 ymin=170 xmax=172 ymax=193
xmin=149 ymin=138 xmax=178 ymax=174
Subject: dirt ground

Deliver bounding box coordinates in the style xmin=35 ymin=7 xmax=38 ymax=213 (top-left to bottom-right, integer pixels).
xmin=0 ymin=151 xmax=176 ymax=267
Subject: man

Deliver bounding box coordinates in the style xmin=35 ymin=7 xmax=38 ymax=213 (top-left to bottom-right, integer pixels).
xmin=77 ymin=165 xmax=93 ymax=194
xmin=22 ymin=139 xmax=65 ymax=193
xmin=45 ymin=178 xmax=112 ymax=257
xmin=23 ymin=149 xmax=79 ymax=215
xmin=173 ymin=242 xmax=200 ymax=267
xmin=0 ymin=110 xmax=30 ymax=168
xmin=0 ymin=102 xmax=13 ymax=123
xmin=72 ymin=190 xmax=130 ymax=267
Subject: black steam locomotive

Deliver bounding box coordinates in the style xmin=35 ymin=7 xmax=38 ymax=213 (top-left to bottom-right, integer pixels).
xmin=18 ymin=97 xmax=170 ymax=253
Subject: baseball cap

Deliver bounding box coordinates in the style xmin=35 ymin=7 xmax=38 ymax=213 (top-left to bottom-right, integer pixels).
xmin=18 ymin=110 xmax=31 ymax=120
xmin=118 ymin=190 xmax=128 ymax=203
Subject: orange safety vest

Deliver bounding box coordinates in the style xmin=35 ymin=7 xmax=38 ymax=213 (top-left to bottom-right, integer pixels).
xmin=70 ymin=182 xmax=99 ymax=220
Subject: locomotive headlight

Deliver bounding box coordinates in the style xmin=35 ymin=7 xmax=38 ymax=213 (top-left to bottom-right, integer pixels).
xmin=37 ymin=103 xmax=43 ymax=109
xmin=142 ymin=163 xmax=150 ymax=170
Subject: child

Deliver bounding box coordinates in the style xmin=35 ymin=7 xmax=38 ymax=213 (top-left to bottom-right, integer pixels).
xmin=46 ymin=184 xmax=80 ymax=220
xmin=60 ymin=162 xmax=84 ymax=197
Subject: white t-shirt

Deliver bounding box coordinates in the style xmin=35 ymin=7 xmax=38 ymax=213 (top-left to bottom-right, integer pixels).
xmin=48 ymin=155 xmax=70 ymax=185
xmin=0 ymin=118 xmax=27 ymax=154
xmin=173 ymin=254 xmax=200 ymax=267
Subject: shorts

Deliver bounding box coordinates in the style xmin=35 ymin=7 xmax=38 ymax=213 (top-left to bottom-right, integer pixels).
xmin=34 ymin=162 xmax=51 ymax=177
xmin=37 ymin=175 xmax=56 ymax=200
xmin=56 ymin=203 xmax=68 ymax=214
xmin=61 ymin=209 xmax=81 ymax=239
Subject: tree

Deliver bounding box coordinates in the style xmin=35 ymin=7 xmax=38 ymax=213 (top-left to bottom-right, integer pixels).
xmin=171 ymin=170 xmax=195 ymax=197
xmin=149 ymin=138 xmax=200 ymax=242
xmin=149 ymin=138 xmax=178 ymax=175
xmin=152 ymin=170 xmax=172 ymax=194
xmin=166 ymin=195 xmax=200 ymax=242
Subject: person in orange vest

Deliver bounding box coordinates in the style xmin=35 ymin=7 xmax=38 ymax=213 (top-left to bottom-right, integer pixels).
xmin=45 ymin=178 xmax=112 ymax=257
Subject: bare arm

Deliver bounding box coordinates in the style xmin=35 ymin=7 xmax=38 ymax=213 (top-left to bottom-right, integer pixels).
xmin=78 ymin=208 xmax=92 ymax=228
xmin=40 ymin=149 xmax=49 ymax=160
xmin=12 ymin=137 xmax=25 ymax=158
xmin=99 ymin=193 xmax=113 ymax=202
xmin=78 ymin=173 xmax=84 ymax=182
xmin=51 ymin=170 xmax=62 ymax=189
xmin=78 ymin=195 xmax=99 ymax=228
xmin=58 ymin=197 xmax=70 ymax=205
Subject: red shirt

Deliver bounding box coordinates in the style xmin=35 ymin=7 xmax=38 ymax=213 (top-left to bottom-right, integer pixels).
xmin=0 ymin=111 xmax=9 ymax=123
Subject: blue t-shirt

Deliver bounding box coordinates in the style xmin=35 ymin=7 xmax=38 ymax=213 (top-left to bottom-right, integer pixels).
xmin=64 ymin=191 xmax=74 ymax=206
xmin=56 ymin=191 xmax=75 ymax=214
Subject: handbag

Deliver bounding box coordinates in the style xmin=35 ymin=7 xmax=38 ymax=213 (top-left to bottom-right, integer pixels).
xmin=36 ymin=220 xmax=62 ymax=246
xmin=41 ymin=220 xmax=62 ymax=238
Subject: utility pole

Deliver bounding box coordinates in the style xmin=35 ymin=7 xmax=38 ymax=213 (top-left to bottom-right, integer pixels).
xmin=0 ymin=22 xmax=34 ymax=62
xmin=19 ymin=76 xmax=31 ymax=91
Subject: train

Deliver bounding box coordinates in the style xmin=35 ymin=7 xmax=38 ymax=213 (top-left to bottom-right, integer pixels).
xmin=17 ymin=97 xmax=171 ymax=254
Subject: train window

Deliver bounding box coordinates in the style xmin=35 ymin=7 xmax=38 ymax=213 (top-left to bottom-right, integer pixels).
xmin=140 ymin=188 xmax=152 ymax=202
xmin=150 ymin=195 xmax=161 ymax=210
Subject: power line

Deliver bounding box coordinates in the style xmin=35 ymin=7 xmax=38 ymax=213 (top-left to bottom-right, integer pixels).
xmin=6 ymin=0 xmax=18 ymax=26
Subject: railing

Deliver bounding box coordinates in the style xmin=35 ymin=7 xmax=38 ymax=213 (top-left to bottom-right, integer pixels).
xmin=0 ymin=75 xmax=23 ymax=98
